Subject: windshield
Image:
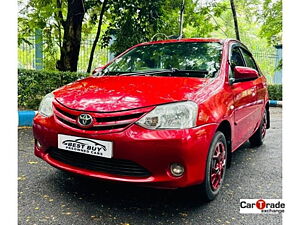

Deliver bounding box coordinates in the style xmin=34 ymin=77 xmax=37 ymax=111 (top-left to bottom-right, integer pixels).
xmin=102 ymin=42 xmax=223 ymax=78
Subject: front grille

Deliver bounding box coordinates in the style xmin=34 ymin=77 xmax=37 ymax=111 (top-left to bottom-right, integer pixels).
xmin=95 ymin=113 xmax=144 ymax=123
xmin=53 ymin=101 xmax=152 ymax=133
xmin=48 ymin=148 xmax=151 ymax=178
xmin=56 ymin=116 xmax=129 ymax=131
xmin=55 ymin=106 xmax=77 ymax=120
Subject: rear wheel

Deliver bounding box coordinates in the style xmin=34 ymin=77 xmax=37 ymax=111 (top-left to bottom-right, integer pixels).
xmin=199 ymin=131 xmax=227 ymax=201
xmin=249 ymin=109 xmax=267 ymax=147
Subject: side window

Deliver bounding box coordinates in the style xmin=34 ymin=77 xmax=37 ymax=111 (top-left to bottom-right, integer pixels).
xmin=229 ymin=47 xmax=245 ymax=78
xmin=240 ymin=48 xmax=258 ymax=71
xmin=231 ymin=47 xmax=245 ymax=67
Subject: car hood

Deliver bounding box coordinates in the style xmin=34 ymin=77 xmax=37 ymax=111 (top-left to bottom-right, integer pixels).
xmin=54 ymin=76 xmax=210 ymax=112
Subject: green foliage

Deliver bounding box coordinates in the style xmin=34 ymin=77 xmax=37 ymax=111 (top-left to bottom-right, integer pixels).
xmin=268 ymin=84 xmax=282 ymax=100
xmin=18 ymin=69 xmax=88 ymax=109
xmin=18 ymin=0 xmax=104 ymax=71
xmin=18 ymin=0 xmax=282 ymax=75
xmin=102 ymin=0 xmax=164 ymax=55
xmin=158 ymin=0 xmax=224 ymax=38
xmin=260 ymin=0 xmax=282 ymax=45
xmin=18 ymin=0 xmax=63 ymax=70
xmin=183 ymin=0 xmax=227 ymax=38
xmin=210 ymin=0 xmax=278 ymax=77
xmin=100 ymin=0 xmax=227 ymax=55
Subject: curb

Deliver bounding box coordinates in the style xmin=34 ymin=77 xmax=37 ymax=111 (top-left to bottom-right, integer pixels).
xmin=269 ymin=100 xmax=282 ymax=107
xmin=18 ymin=100 xmax=282 ymax=127
xmin=18 ymin=111 xmax=37 ymax=127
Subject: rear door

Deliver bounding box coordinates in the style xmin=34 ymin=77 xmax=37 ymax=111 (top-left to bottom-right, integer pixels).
xmin=230 ymin=46 xmax=260 ymax=148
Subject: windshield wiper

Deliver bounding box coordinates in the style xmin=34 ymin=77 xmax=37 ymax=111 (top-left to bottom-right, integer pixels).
xmin=118 ymin=68 xmax=209 ymax=76
xmin=168 ymin=68 xmax=209 ymax=74
xmin=118 ymin=70 xmax=167 ymax=76
xmin=102 ymin=70 xmax=156 ymax=76
xmin=102 ymin=68 xmax=212 ymax=78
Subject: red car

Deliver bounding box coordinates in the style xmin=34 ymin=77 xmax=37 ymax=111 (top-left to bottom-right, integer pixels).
xmin=33 ymin=38 xmax=269 ymax=201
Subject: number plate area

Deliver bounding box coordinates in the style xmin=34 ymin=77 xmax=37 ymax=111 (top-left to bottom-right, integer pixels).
xmin=58 ymin=134 xmax=113 ymax=158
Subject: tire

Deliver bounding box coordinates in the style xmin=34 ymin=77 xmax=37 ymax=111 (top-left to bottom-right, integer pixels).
xmin=199 ymin=131 xmax=227 ymax=201
xmin=249 ymin=109 xmax=267 ymax=147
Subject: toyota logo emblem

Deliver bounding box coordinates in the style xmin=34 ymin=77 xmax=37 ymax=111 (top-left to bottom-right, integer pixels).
xmin=77 ymin=114 xmax=93 ymax=127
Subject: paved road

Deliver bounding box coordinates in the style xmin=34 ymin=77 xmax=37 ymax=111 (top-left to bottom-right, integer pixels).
xmin=18 ymin=107 xmax=282 ymax=225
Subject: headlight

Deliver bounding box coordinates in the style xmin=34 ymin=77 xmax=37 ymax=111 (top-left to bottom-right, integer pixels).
xmin=136 ymin=101 xmax=198 ymax=129
xmin=38 ymin=93 xmax=54 ymax=117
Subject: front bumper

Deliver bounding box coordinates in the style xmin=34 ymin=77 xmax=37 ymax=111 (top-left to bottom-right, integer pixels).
xmin=33 ymin=113 xmax=217 ymax=188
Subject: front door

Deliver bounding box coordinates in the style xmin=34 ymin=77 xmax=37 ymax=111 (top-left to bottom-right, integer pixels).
xmin=230 ymin=46 xmax=260 ymax=148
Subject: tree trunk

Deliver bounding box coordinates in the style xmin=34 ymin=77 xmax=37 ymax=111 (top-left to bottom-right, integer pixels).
xmin=179 ymin=0 xmax=185 ymax=39
xmin=56 ymin=0 xmax=85 ymax=72
xmin=87 ymin=0 xmax=109 ymax=73
xmin=230 ymin=0 xmax=240 ymax=41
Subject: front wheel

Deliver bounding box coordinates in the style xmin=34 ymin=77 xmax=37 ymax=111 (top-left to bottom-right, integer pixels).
xmin=199 ymin=131 xmax=227 ymax=201
xmin=249 ymin=109 xmax=267 ymax=147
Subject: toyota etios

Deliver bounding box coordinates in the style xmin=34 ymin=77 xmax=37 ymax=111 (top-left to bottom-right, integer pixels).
xmin=33 ymin=38 xmax=269 ymax=201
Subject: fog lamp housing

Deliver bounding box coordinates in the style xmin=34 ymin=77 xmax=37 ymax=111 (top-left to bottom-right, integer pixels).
xmin=170 ymin=163 xmax=185 ymax=177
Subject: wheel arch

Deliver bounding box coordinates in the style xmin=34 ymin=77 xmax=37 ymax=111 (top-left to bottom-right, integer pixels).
xmin=216 ymin=120 xmax=232 ymax=167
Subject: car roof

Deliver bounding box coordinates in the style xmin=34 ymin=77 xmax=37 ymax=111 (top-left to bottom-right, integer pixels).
xmin=134 ymin=38 xmax=227 ymax=46
xmin=131 ymin=38 xmax=244 ymax=48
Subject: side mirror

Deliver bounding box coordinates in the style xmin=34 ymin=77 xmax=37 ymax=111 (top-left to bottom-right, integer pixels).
xmin=233 ymin=66 xmax=259 ymax=82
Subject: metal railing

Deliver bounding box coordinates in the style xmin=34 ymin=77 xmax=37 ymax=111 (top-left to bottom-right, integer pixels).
xmin=18 ymin=38 xmax=281 ymax=83
xmin=18 ymin=37 xmax=109 ymax=72
xmin=252 ymin=50 xmax=278 ymax=84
